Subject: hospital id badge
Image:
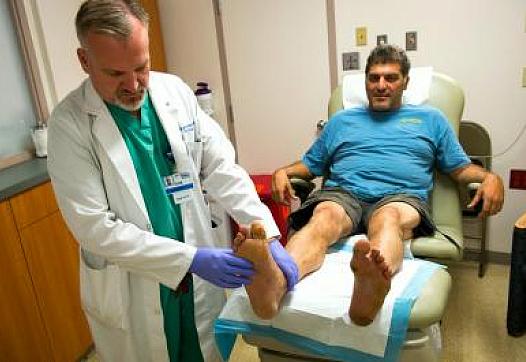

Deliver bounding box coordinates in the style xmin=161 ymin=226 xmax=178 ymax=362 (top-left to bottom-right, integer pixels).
xmin=164 ymin=172 xmax=194 ymax=204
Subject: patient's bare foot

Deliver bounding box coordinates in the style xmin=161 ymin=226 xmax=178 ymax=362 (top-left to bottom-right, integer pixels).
xmin=233 ymin=223 xmax=287 ymax=319
xmin=348 ymin=239 xmax=391 ymax=326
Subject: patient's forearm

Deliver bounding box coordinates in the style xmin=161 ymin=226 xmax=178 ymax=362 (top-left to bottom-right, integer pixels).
xmin=449 ymin=163 xmax=492 ymax=184
xmin=277 ymin=161 xmax=315 ymax=181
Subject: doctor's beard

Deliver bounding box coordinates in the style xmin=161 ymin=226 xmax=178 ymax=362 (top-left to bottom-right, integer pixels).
xmin=114 ymin=88 xmax=147 ymax=111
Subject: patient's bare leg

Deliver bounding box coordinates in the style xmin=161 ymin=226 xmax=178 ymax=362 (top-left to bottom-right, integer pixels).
xmin=233 ymin=223 xmax=287 ymax=319
xmin=348 ymin=239 xmax=391 ymax=326
xmin=286 ymin=201 xmax=353 ymax=278
xmin=348 ymin=202 xmax=420 ymax=325
xmin=234 ymin=201 xmax=352 ymax=319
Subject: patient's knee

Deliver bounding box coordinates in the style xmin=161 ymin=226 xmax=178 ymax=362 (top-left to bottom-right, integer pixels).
xmin=312 ymin=201 xmax=346 ymax=220
xmin=370 ymin=204 xmax=418 ymax=239
xmin=310 ymin=201 xmax=352 ymax=232
xmin=371 ymin=205 xmax=401 ymax=224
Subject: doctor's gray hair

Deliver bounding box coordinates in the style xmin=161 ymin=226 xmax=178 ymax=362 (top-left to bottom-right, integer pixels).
xmin=365 ymin=45 xmax=411 ymax=77
xmin=75 ymin=0 xmax=149 ymax=46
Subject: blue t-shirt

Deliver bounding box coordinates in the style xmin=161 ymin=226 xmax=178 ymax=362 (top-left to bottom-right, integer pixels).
xmin=302 ymin=105 xmax=470 ymax=202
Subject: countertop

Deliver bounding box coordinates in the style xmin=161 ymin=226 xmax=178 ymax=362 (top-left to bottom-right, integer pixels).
xmin=0 ymin=158 xmax=49 ymax=201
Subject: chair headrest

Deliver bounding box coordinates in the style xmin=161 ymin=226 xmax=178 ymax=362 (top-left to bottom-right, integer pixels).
xmin=342 ymin=66 xmax=433 ymax=109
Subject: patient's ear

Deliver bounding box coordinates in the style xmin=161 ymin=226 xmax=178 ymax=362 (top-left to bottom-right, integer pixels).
xmin=403 ymin=75 xmax=410 ymax=90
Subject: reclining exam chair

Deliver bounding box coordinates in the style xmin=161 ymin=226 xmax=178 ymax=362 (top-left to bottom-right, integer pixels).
xmin=242 ymin=71 xmax=465 ymax=362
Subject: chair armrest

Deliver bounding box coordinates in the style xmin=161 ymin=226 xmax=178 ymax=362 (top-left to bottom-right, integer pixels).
xmin=463 ymin=182 xmax=483 ymax=216
xmin=290 ymin=178 xmax=316 ymax=204
xmin=467 ymin=182 xmax=481 ymax=191
xmin=411 ymin=228 xmax=463 ymax=261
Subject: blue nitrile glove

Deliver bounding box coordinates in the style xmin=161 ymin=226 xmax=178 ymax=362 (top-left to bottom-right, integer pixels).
xmin=269 ymin=239 xmax=299 ymax=291
xmin=189 ymin=248 xmax=255 ymax=288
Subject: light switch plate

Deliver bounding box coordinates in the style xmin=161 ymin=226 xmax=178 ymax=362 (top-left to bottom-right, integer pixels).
xmin=355 ymin=27 xmax=367 ymax=46
xmin=522 ymin=67 xmax=526 ymax=87
xmin=342 ymin=52 xmax=360 ymax=71
xmin=406 ymin=31 xmax=417 ymax=51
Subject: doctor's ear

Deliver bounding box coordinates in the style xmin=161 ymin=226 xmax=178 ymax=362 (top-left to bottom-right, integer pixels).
xmin=77 ymin=48 xmax=90 ymax=73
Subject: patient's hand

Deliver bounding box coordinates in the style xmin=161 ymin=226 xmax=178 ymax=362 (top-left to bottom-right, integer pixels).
xmin=468 ymin=172 xmax=504 ymax=217
xmin=272 ymin=168 xmax=295 ymax=205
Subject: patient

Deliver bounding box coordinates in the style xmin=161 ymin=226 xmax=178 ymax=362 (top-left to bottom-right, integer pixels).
xmin=236 ymin=44 xmax=504 ymax=325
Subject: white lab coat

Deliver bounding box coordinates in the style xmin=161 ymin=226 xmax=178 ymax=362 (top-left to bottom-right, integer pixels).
xmin=47 ymin=72 xmax=279 ymax=361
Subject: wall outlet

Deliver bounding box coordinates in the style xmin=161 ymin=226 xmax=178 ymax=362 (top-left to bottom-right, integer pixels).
xmin=406 ymin=31 xmax=417 ymax=51
xmin=342 ymin=52 xmax=360 ymax=71
xmin=355 ymin=27 xmax=367 ymax=46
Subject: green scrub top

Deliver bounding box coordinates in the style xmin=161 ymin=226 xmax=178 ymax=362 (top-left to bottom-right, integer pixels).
xmin=107 ymin=93 xmax=204 ymax=362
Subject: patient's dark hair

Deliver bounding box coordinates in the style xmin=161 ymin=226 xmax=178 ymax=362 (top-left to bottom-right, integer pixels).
xmin=365 ymin=45 xmax=410 ymax=77
xmin=75 ymin=0 xmax=149 ymax=46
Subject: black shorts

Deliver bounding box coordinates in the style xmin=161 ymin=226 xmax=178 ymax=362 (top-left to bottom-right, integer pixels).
xmin=288 ymin=187 xmax=435 ymax=238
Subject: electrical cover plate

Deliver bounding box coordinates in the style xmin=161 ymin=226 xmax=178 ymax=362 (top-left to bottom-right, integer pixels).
xmin=355 ymin=27 xmax=367 ymax=46
xmin=342 ymin=52 xmax=360 ymax=71
xmin=406 ymin=31 xmax=417 ymax=51
xmin=377 ymin=34 xmax=388 ymax=46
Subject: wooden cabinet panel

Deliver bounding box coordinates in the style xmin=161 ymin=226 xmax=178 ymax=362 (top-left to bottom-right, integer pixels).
xmin=140 ymin=0 xmax=166 ymax=71
xmin=20 ymin=211 xmax=92 ymax=362
xmin=10 ymin=182 xmax=58 ymax=228
xmin=0 ymin=201 xmax=53 ymax=362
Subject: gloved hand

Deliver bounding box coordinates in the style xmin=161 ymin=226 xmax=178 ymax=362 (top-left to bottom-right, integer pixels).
xmin=189 ymin=248 xmax=254 ymax=288
xmin=269 ymin=239 xmax=299 ymax=291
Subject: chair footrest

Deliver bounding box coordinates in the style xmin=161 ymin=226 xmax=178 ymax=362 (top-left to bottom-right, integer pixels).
xmin=242 ymin=269 xmax=451 ymax=359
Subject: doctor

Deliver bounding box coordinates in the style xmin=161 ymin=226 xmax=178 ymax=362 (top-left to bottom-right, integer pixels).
xmin=47 ymin=1 xmax=279 ymax=361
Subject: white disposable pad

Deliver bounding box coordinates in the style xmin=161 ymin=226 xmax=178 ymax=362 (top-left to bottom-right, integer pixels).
xmin=215 ymin=235 xmax=441 ymax=361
